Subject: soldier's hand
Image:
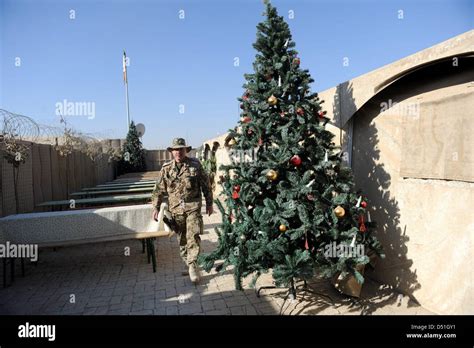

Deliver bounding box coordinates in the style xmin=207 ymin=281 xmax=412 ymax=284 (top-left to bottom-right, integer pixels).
xmin=152 ymin=208 xmax=159 ymax=221
xmin=206 ymin=205 xmax=214 ymax=216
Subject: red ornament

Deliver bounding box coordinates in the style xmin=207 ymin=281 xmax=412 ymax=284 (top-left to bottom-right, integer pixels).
xmin=317 ymin=111 xmax=326 ymax=118
xmin=290 ymin=155 xmax=302 ymax=166
xmin=233 ymin=185 xmax=241 ymax=192
xmin=359 ymin=214 xmax=367 ymax=233
xmin=242 ymin=116 xmax=251 ymax=123
xmin=296 ymin=108 xmax=304 ymax=116
xmin=242 ymin=93 xmax=249 ymax=101
xmin=304 ymin=234 xmax=309 ymax=250
xmin=307 ymin=194 xmax=315 ymax=201
xmin=361 ymin=201 xmax=367 ymax=208
xmin=293 ymin=57 xmax=300 ymax=66
xmin=232 ymin=191 xmax=239 ymax=199
xmin=247 ymin=129 xmax=253 ymax=135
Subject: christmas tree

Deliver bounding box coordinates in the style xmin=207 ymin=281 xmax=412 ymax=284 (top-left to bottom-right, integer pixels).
xmin=199 ymin=1 xmax=384 ymax=294
xmin=118 ymin=121 xmax=146 ymax=175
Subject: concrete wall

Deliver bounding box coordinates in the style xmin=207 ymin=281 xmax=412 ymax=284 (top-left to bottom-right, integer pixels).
xmin=145 ymin=149 xmax=173 ymax=171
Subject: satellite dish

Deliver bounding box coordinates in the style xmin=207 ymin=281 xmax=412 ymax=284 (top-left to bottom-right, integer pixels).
xmin=136 ymin=123 xmax=146 ymax=137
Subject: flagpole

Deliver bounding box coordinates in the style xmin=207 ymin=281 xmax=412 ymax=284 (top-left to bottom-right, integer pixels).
xmin=123 ymin=50 xmax=131 ymax=130
xmin=125 ymin=77 xmax=130 ymax=129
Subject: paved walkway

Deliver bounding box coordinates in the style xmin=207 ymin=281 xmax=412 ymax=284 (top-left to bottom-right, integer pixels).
xmin=0 ymin=201 xmax=433 ymax=315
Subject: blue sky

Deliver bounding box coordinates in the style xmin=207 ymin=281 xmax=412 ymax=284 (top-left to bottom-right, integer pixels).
xmin=0 ymin=0 xmax=472 ymax=149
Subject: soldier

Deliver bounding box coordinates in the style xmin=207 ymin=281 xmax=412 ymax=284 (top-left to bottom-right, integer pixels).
xmin=151 ymin=138 xmax=213 ymax=283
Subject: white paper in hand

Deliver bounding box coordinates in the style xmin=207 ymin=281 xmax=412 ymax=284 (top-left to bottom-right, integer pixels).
xmin=157 ymin=202 xmax=174 ymax=238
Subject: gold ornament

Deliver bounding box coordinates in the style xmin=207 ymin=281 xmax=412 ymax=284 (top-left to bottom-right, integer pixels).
xmin=266 ymin=169 xmax=278 ymax=181
xmin=334 ymin=206 xmax=345 ymax=218
xmin=279 ymin=224 xmax=287 ymax=232
xmin=228 ymin=138 xmax=236 ymax=146
xmin=267 ymin=95 xmax=278 ymax=106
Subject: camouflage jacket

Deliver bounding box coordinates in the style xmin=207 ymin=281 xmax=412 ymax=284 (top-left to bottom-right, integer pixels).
xmin=151 ymin=156 xmax=213 ymax=214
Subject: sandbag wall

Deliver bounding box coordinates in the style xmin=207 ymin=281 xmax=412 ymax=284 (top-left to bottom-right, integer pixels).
xmin=0 ymin=141 xmax=115 ymax=217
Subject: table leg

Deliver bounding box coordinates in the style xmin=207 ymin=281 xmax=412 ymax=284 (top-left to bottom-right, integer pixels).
xmin=150 ymin=238 xmax=157 ymax=273
xmin=146 ymin=239 xmax=151 ymax=264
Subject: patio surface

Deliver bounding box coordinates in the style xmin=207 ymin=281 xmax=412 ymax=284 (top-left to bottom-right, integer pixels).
xmin=0 ymin=200 xmax=433 ymax=315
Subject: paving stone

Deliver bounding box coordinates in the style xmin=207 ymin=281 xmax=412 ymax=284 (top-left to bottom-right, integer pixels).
xmin=166 ymin=305 xmax=178 ymax=315
xmin=212 ymin=299 xmax=227 ymax=310
xmin=243 ymin=305 xmax=258 ymax=315
xmin=155 ymin=289 xmax=167 ymax=299
xmin=201 ymin=300 xmax=215 ymax=312
xmin=109 ymin=295 xmax=123 ymax=305
xmin=178 ymin=303 xmax=203 ymax=315
xmin=165 ymin=287 xmax=177 ymax=298
xmin=224 ymin=296 xmax=251 ymax=307
xmin=130 ymin=309 xmax=153 ymax=315
xmin=101 ymin=288 xmax=115 ymax=298
xmin=92 ymin=306 xmax=109 ymax=315
xmin=205 ymin=309 xmax=230 ymax=315
xmin=153 ymin=307 xmax=167 ymax=315
xmin=108 ymin=302 xmax=132 ymax=312
xmin=131 ymin=300 xmax=144 ymax=312
xmin=229 ymin=306 xmax=246 ymax=315
xmin=143 ymin=299 xmax=156 ymax=310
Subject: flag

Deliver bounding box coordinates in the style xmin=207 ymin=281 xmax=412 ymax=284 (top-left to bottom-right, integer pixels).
xmin=123 ymin=50 xmax=128 ymax=84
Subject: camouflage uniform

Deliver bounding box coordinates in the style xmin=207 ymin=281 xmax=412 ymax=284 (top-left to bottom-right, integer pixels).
xmin=151 ymin=141 xmax=213 ymax=267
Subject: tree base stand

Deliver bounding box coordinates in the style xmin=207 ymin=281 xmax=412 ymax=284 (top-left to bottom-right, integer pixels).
xmin=256 ymin=278 xmax=334 ymax=315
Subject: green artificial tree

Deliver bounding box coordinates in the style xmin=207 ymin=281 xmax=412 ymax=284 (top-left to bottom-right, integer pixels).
xmin=199 ymin=1 xmax=384 ymax=296
xmin=118 ymin=121 xmax=146 ymax=175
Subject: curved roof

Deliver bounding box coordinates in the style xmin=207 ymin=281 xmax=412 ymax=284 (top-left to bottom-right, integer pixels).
xmin=319 ymin=30 xmax=474 ymax=128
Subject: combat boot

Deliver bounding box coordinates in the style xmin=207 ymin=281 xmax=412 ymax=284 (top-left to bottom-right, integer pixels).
xmin=189 ymin=263 xmax=200 ymax=283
